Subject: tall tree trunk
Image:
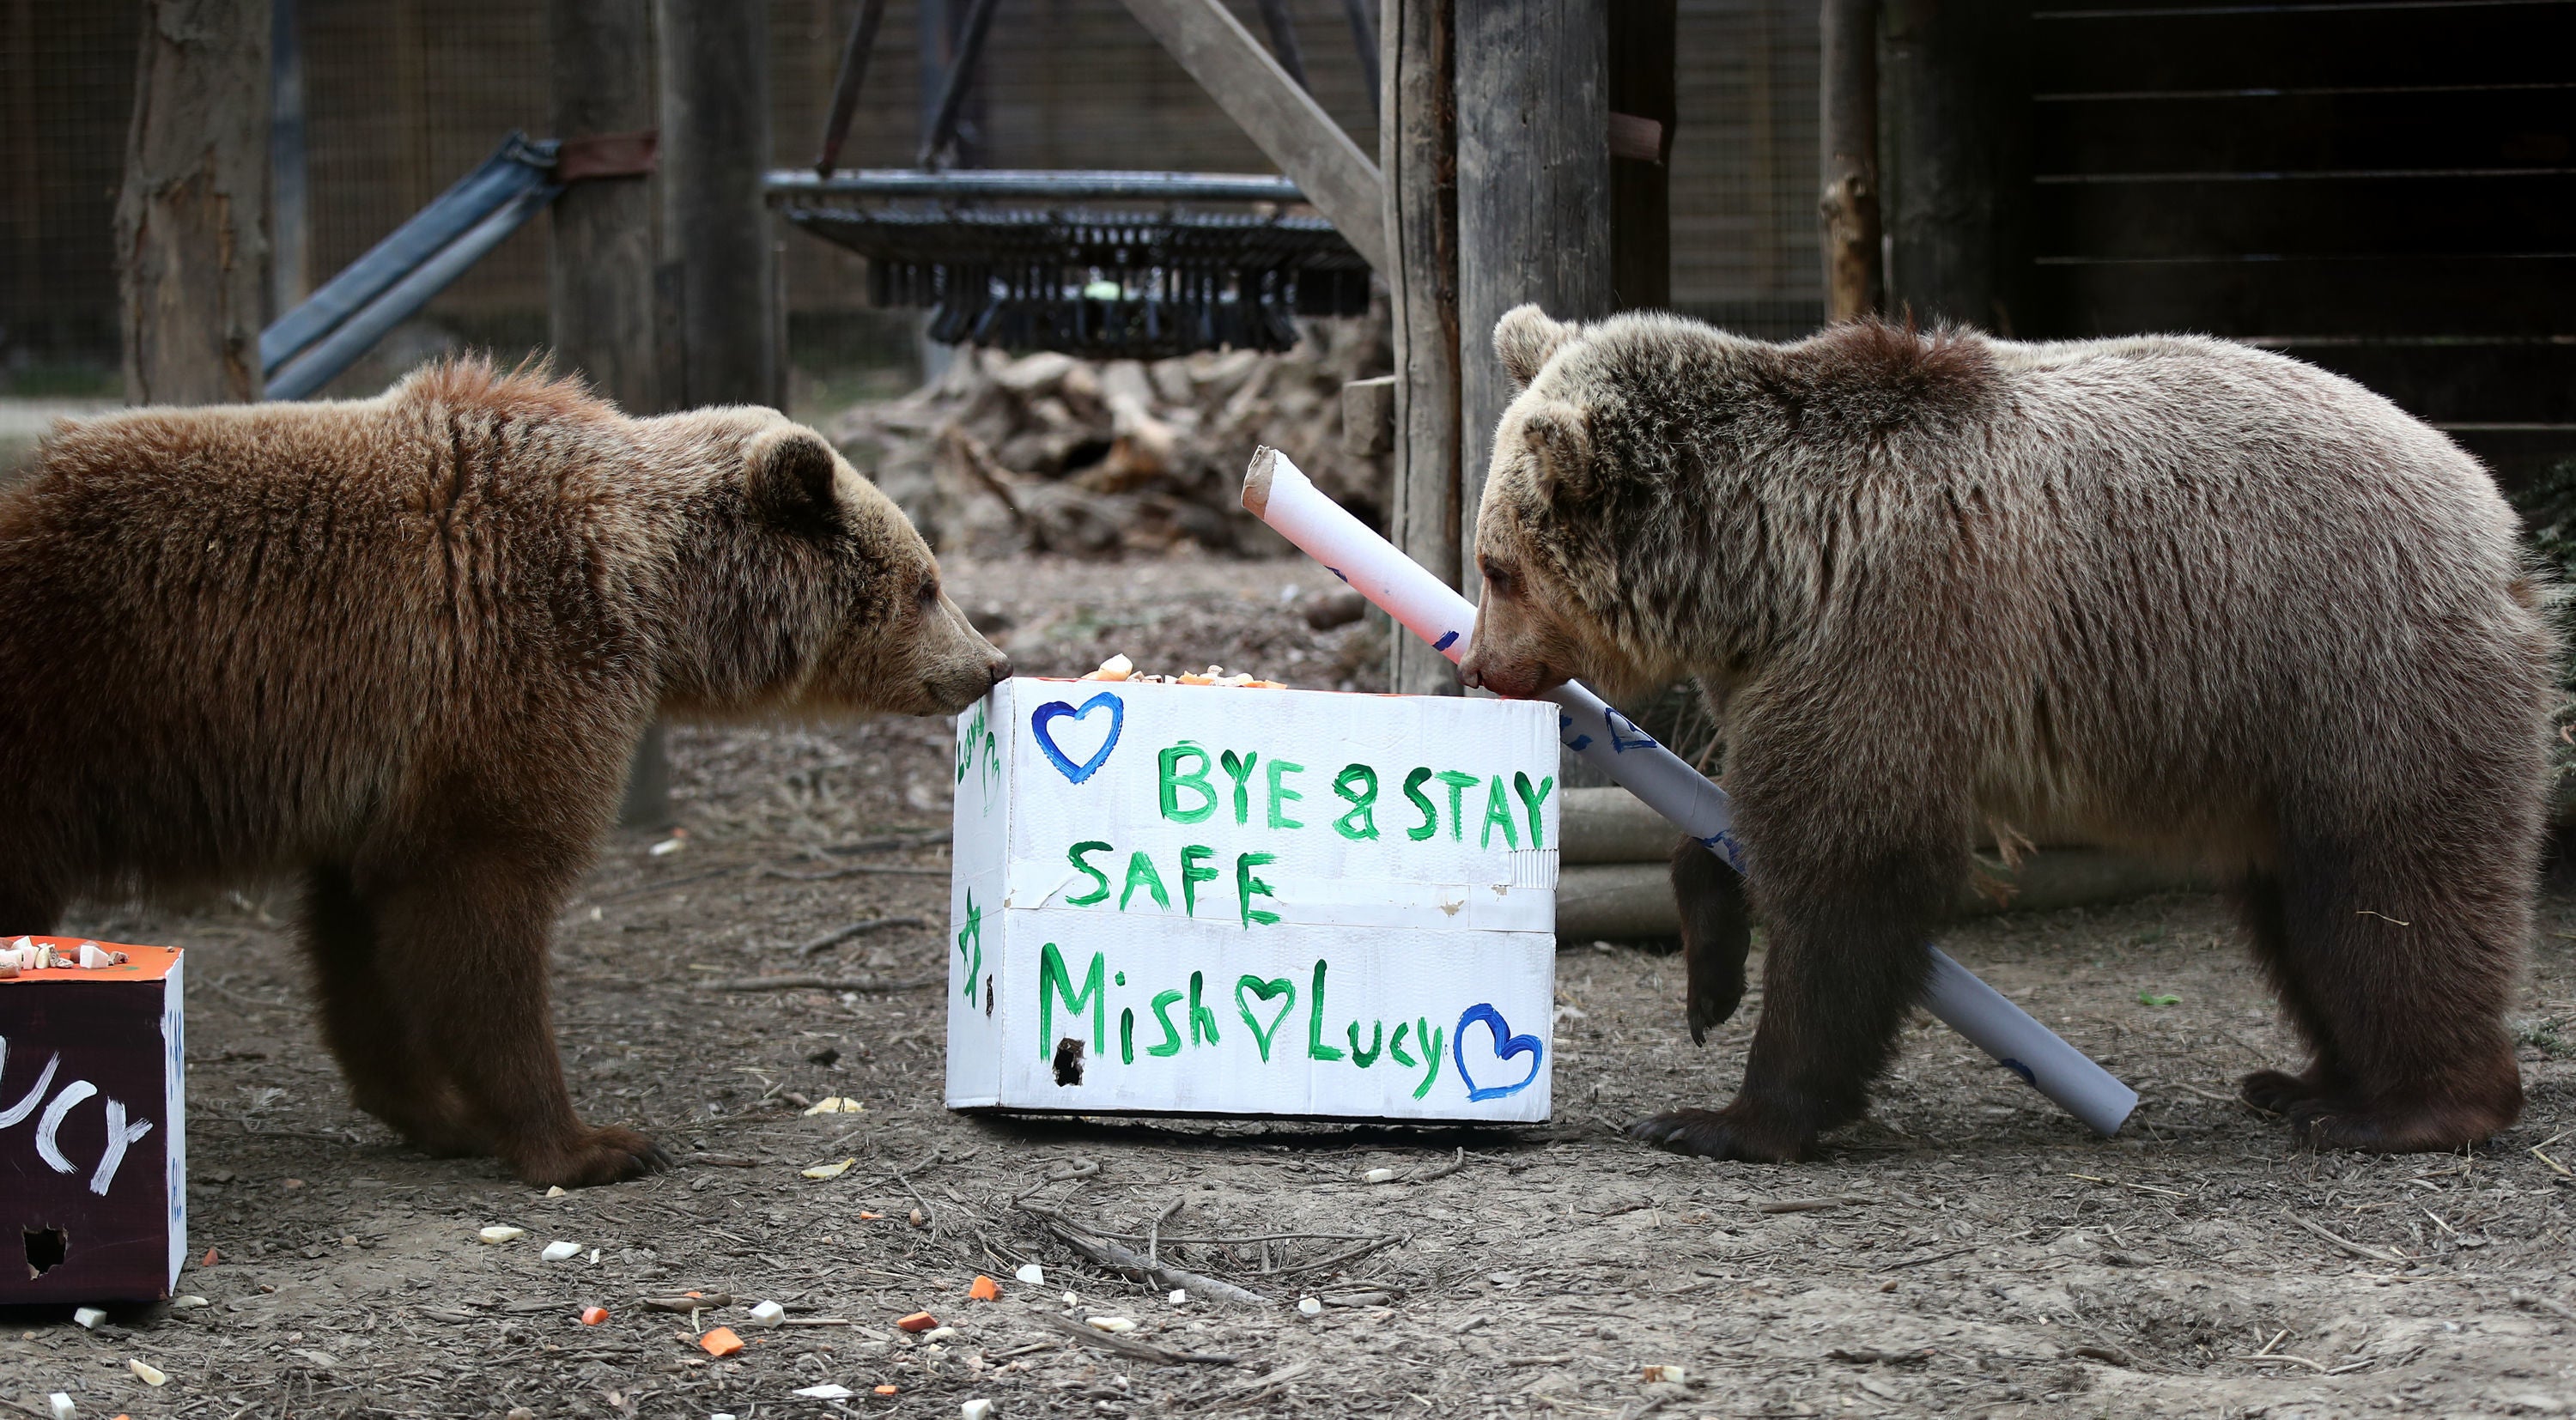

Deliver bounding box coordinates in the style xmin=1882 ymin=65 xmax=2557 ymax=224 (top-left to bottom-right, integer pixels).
xmin=117 ymin=0 xmax=270 ymax=405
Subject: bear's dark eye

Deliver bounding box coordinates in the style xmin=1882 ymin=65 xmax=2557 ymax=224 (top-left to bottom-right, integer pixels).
xmin=915 ymin=579 xmax=940 ymax=610
xmin=1480 ymin=560 xmax=1516 ymax=599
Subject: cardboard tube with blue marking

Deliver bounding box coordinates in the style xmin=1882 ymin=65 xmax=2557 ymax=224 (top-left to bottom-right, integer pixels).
xmin=1243 ymin=446 xmax=2138 ymax=1137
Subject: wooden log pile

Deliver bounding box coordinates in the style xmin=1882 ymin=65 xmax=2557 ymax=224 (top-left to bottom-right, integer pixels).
xmin=826 ymin=319 xmax=1391 ymax=559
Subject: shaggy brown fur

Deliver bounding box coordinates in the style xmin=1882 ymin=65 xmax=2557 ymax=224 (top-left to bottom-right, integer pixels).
xmin=1461 ymin=306 xmax=2550 ymax=1163
xmin=0 ymin=360 xmax=1007 ymax=1186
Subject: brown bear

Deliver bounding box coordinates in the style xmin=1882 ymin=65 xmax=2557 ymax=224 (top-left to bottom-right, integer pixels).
xmin=0 ymin=359 xmax=1007 ymax=1186
xmin=1459 ymin=305 xmax=2549 ymax=1162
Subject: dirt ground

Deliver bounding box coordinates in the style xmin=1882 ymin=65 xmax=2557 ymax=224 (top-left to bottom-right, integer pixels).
xmin=6 ymin=554 xmax=2571 ymax=1420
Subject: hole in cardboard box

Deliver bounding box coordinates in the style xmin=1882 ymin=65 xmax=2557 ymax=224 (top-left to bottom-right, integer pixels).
xmin=24 ymin=1225 xmax=68 ymax=1278
xmin=1051 ymin=1037 xmax=1085 ymax=1087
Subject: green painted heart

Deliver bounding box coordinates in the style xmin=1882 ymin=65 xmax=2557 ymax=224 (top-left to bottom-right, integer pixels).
xmin=1234 ymin=975 xmax=1297 ymax=1061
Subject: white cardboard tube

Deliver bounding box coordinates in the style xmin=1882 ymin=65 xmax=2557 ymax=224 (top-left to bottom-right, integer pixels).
xmin=1244 ymin=447 xmax=2137 ymax=1137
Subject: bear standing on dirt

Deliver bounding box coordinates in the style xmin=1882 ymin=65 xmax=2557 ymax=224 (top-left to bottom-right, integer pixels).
xmin=0 ymin=360 xmax=1007 ymax=1186
xmin=1458 ymin=306 xmax=2549 ymax=1162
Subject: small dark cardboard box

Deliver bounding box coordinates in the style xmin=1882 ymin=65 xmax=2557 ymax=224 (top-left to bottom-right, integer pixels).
xmin=1 ymin=938 xmax=185 ymax=1302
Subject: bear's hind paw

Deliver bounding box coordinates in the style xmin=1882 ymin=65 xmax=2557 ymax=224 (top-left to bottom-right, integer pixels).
xmin=1625 ymin=1107 xmax=1805 ymax=1163
xmin=2289 ymin=1098 xmax=2515 ymax=1155
xmin=510 ymin=1126 xmax=670 ymax=1188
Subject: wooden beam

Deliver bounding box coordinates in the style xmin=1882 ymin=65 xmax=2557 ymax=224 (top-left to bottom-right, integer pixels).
xmin=1254 ymin=0 xmax=1309 ymax=90
xmin=814 ymin=0 xmax=889 ymax=175
xmin=1455 ymin=0 xmax=1611 ymax=599
xmin=1380 ymin=0 xmax=1461 ymax=695
xmin=117 ymin=0 xmax=270 ymax=404
xmin=1119 ymin=0 xmax=1389 ymax=274
xmin=1819 ymin=0 xmax=1880 ymax=322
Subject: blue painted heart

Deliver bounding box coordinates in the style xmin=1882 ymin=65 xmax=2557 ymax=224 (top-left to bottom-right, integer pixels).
xmin=1453 ymin=1003 xmax=1544 ymax=1102
xmin=1030 ymin=692 xmax=1125 ymax=784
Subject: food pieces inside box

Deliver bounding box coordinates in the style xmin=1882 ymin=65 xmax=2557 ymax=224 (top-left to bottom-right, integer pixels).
xmin=0 ymin=936 xmax=131 ymax=975
xmin=1077 ymin=652 xmax=1284 ymax=689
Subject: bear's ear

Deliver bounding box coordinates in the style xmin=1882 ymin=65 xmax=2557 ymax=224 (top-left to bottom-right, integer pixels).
xmin=1495 ymin=305 xmax=1579 ymax=391
xmin=746 ymin=427 xmax=842 ymax=533
xmin=1520 ymin=399 xmax=1594 ymax=502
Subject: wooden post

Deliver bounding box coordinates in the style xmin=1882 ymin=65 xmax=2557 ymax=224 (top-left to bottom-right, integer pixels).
xmin=269 ymin=0 xmax=307 ymax=316
xmin=552 ymin=0 xmax=668 ymax=828
xmin=1455 ymin=0 xmax=1611 ymax=601
xmin=550 ymin=0 xmax=658 ymax=416
xmin=1379 ymin=0 xmax=1461 ymax=695
xmin=1880 ymin=0 xmax=2031 ymax=332
xmin=656 ymin=0 xmax=775 ymax=409
xmin=1608 ymin=0 xmax=1674 ymax=312
xmin=1818 ymin=0 xmax=1880 ymax=323
xmin=117 ymin=0 xmax=270 ymax=405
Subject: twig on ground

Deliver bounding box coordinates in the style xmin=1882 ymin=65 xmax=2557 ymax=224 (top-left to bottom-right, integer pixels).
xmin=808 ymin=829 xmax=954 ymax=859
xmin=581 ymin=864 xmax=750 ymax=907
xmin=1078 ymin=1229 xmax=1381 ymax=1247
xmin=2172 ymin=1080 xmax=2275 ymax=1114
xmin=1030 ymin=1309 xmax=1237 ymax=1364
xmin=895 ymin=1161 xmax=939 ymax=1235
xmin=762 ymin=863 xmax=950 ymax=882
xmin=1024 ymin=1207 xmax=1273 ymax=1307
xmin=2511 ymin=1289 xmax=2576 ymax=1322
xmin=1148 ymin=1197 xmax=1184 ymax=1265
xmin=1757 ymin=1194 xmax=1874 ymax=1214
xmin=2286 ymin=1212 xmax=2404 ymax=1264
xmin=1406 ymin=1146 xmax=1468 ymax=1184
xmin=642 ymin=1294 xmax=736 ymax=1312
xmin=1261 ymin=1233 xmax=1406 ymax=1277
xmin=707 ymin=974 xmax=939 ymax=993
xmin=793 ymin=915 xmax=927 ymax=957
xmin=2232 ymin=1350 xmax=2330 ymax=1372
xmin=1875 ymin=1247 xmax=1978 ymax=1273
xmin=240 ymin=1119 xmax=362 ymax=1144
xmin=1216 ymin=1359 xmax=1311 ymax=1403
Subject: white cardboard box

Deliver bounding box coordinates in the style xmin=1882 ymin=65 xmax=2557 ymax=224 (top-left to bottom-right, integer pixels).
xmin=946 ymin=677 xmax=1560 ymax=1122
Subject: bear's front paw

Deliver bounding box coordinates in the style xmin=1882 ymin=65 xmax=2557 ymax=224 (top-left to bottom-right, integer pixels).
xmin=510 ymin=1126 xmax=671 ymax=1188
xmin=2238 ymin=1068 xmax=2315 ymax=1116
xmin=1624 ymin=1107 xmax=1807 ymax=1162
